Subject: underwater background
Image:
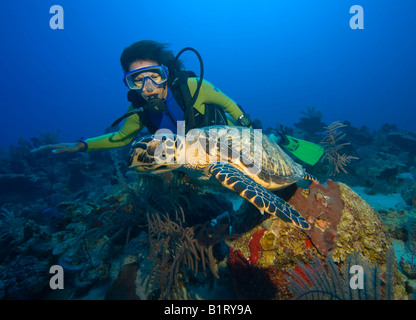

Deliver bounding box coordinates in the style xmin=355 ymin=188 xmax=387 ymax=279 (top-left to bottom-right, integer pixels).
xmin=0 ymin=0 xmax=416 ymax=301
xmin=1 ymin=0 xmax=415 ymax=148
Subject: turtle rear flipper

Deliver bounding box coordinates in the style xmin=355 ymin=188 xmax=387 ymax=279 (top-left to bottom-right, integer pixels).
xmin=209 ymin=163 xmax=310 ymax=230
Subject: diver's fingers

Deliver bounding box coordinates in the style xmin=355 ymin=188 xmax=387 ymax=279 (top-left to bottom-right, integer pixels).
xmin=53 ymin=146 xmax=77 ymax=154
xmin=31 ymin=143 xmax=81 ymax=154
xmin=30 ymin=144 xmax=70 ymax=153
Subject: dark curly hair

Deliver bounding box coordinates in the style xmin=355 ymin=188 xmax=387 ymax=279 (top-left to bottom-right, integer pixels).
xmin=120 ymin=40 xmax=184 ymax=76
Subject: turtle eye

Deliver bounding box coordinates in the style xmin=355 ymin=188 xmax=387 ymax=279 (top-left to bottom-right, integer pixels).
xmin=140 ymin=137 xmax=153 ymax=143
xmin=134 ymin=142 xmax=148 ymax=150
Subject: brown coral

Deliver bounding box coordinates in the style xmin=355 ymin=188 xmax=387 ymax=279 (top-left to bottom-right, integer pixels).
xmin=260 ymin=231 xmax=276 ymax=251
xmin=288 ymin=179 xmax=343 ymax=256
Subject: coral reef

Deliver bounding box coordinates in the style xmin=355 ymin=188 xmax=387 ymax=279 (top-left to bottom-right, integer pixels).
xmin=294 ymin=106 xmax=326 ymax=135
xmin=225 ymin=181 xmax=407 ymax=300
xmin=386 ymin=129 xmax=416 ymax=153
xmin=1 ymin=110 xmax=416 ymax=300
xmin=138 ymin=212 xmax=229 ymax=299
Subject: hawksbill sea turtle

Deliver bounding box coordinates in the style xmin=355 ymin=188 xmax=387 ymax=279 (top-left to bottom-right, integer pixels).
xmin=128 ymin=125 xmax=317 ymax=230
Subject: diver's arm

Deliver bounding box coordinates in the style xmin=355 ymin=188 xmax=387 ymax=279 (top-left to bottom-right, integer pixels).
xmin=84 ymin=108 xmax=144 ymax=151
xmin=187 ymin=79 xmax=245 ymax=121
xmin=31 ymin=105 xmax=145 ymax=153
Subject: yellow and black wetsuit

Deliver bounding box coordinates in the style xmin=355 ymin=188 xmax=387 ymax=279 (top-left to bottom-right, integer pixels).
xmin=85 ymin=78 xmax=244 ymax=151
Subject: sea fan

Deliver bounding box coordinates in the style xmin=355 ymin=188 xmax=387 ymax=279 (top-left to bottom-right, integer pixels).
xmin=145 ymin=211 xmax=233 ymax=299
xmin=320 ymin=121 xmax=358 ymax=176
xmin=0 ymin=208 xmax=26 ymax=245
xmin=300 ymin=106 xmax=323 ymax=120
xmin=285 ymin=248 xmax=396 ymax=300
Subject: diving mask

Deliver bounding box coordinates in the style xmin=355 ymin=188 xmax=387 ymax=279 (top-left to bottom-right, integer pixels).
xmin=123 ymin=65 xmax=169 ymax=90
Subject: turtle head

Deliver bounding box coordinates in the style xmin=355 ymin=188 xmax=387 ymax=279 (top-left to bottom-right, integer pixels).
xmin=128 ymin=134 xmax=184 ymax=173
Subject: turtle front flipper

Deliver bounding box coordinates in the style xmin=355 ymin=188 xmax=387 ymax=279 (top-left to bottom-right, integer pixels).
xmin=209 ymin=163 xmax=310 ymax=230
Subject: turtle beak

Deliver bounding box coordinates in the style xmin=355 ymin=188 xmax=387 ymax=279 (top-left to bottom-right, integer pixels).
xmin=128 ymin=134 xmax=183 ymax=173
xmin=128 ymin=139 xmax=176 ymax=173
xmin=128 ymin=140 xmax=154 ymax=169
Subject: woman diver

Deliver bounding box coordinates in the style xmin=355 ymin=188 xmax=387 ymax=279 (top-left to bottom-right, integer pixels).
xmin=32 ymin=40 xmax=251 ymax=154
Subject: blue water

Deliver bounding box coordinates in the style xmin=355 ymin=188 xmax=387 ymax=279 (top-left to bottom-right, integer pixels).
xmin=1 ymin=0 xmax=415 ymax=150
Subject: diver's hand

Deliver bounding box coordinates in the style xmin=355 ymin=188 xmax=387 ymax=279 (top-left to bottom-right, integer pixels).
xmin=236 ymin=113 xmax=252 ymax=127
xmin=31 ymin=142 xmax=86 ymax=154
xmin=277 ymin=125 xmax=290 ymax=146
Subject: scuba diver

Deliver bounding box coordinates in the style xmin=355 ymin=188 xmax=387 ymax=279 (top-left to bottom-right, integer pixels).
xmin=32 ymin=39 xmax=323 ymax=166
xmin=32 ymin=40 xmax=252 ymax=154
